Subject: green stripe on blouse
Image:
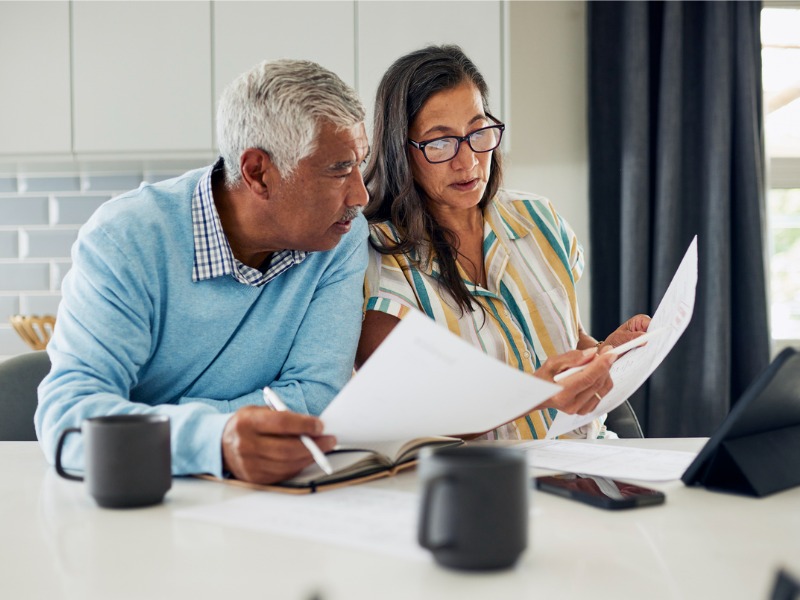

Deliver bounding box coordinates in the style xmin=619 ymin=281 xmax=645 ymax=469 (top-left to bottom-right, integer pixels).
xmin=486 ymin=300 xmax=524 ymax=370
xmin=521 ymin=202 xmax=573 ymax=284
xmin=499 ymin=281 xmax=541 ymax=369
xmin=411 ymin=269 xmax=435 ymax=318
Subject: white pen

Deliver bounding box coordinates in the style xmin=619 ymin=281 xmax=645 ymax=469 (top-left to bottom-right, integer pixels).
xmin=553 ymin=327 xmax=667 ymax=383
xmin=262 ymin=387 xmax=334 ymax=476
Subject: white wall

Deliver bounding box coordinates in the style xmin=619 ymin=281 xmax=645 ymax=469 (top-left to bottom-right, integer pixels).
xmin=504 ymin=1 xmax=591 ymax=330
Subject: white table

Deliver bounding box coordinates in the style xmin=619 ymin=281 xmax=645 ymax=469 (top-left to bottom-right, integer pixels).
xmin=1 ymin=439 xmax=798 ymax=600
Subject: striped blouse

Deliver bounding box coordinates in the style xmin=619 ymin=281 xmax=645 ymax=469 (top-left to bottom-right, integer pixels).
xmin=364 ymin=189 xmax=607 ymax=440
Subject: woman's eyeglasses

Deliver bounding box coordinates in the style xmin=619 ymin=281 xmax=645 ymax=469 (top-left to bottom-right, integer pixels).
xmin=408 ymin=114 xmax=505 ymax=164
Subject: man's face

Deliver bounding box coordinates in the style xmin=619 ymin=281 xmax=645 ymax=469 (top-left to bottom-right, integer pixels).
xmin=268 ymin=121 xmax=370 ymax=252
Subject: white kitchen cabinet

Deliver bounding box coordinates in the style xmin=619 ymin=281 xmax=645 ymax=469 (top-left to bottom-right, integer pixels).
xmin=213 ymin=1 xmax=356 ymax=149
xmin=71 ymin=1 xmax=213 ymax=154
xmin=0 ymin=1 xmax=72 ymax=155
xmin=213 ymin=1 xmax=355 ymax=97
xmin=356 ymin=1 xmax=505 ymax=131
xmin=0 ymin=1 xmax=506 ymax=159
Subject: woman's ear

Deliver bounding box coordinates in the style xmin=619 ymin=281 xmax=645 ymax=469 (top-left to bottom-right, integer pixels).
xmin=239 ymin=148 xmax=276 ymax=197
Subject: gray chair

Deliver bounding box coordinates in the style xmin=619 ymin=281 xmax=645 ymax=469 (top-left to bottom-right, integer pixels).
xmin=0 ymin=351 xmax=51 ymax=441
xmin=604 ymin=400 xmax=644 ymax=438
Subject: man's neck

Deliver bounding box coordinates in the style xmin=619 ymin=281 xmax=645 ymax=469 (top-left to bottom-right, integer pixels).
xmin=211 ymin=171 xmax=274 ymax=270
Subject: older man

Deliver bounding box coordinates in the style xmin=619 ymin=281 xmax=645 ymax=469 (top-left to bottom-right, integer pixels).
xmin=36 ymin=59 xmax=369 ymax=484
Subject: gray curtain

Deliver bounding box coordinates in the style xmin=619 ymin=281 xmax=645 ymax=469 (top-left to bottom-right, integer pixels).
xmin=588 ymin=1 xmax=770 ymax=437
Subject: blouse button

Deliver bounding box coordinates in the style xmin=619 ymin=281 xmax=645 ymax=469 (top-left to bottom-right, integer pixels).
xmin=523 ymin=351 xmax=531 ymax=359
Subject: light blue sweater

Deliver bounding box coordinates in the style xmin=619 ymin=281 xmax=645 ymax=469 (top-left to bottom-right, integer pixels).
xmin=36 ymin=167 xmax=368 ymax=477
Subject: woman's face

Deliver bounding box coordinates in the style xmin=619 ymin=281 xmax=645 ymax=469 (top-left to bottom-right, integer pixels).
xmin=407 ymin=81 xmax=494 ymax=215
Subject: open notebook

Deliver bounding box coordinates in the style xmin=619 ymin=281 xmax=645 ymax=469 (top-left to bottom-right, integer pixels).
xmin=206 ymin=310 xmax=561 ymax=493
xmin=204 ymin=437 xmax=463 ymax=494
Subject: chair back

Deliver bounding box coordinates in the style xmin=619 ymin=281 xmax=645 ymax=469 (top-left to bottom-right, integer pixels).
xmin=10 ymin=315 xmax=56 ymax=351
xmin=0 ymin=351 xmax=51 ymax=441
xmin=604 ymin=400 xmax=644 ymax=438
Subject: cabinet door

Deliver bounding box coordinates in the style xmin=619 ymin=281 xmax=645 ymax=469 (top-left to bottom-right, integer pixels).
xmin=0 ymin=1 xmax=71 ymax=155
xmin=72 ymin=1 xmax=212 ymax=154
xmin=213 ymin=1 xmax=355 ymax=148
xmin=357 ymin=1 xmax=504 ymax=131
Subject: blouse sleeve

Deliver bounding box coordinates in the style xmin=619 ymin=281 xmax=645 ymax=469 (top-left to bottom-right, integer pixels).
xmin=363 ymin=244 xmax=419 ymax=319
xmin=552 ymin=201 xmax=585 ymax=284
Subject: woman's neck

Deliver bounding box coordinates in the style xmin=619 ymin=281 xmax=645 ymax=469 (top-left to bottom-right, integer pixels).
xmin=428 ymin=205 xmax=483 ymax=244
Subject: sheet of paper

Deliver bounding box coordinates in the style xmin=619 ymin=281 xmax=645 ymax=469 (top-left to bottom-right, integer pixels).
xmin=520 ymin=440 xmax=698 ymax=481
xmin=177 ymin=488 xmax=429 ymax=561
xmin=322 ymin=310 xmax=561 ymax=443
xmin=547 ymin=237 xmax=698 ymax=438
xmin=177 ymin=486 xmax=538 ymax=561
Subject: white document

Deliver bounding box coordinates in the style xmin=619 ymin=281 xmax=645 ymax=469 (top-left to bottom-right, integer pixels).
xmin=177 ymin=488 xmax=429 ymax=561
xmin=547 ymin=237 xmax=699 ymax=438
xmin=520 ymin=440 xmax=698 ymax=481
xmin=321 ymin=310 xmax=561 ymax=443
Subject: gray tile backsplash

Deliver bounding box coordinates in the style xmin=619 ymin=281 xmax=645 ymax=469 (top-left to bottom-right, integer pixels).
xmin=0 ymin=231 xmax=18 ymax=258
xmin=52 ymin=194 xmax=111 ymax=225
xmin=0 ymin=263 xmax=50 ymax=292
xmin=0 ymin=161 xmax=209 ymax=360
xmin=20 ymin=229 xmax=80 ymax=259
xmin=81 ymin=174 xmax=144 ymax=192
xmin=0 ymin=327 xmax=31 ymax=356
xmin=50 ymin=261 xmax=72 ymax=291
xmin=0 ymin=296 xmax=20 ymax=321
xmin=20 ymin=175 xmax=81 ymax=193
xmin=0 ymin=197 xmax=49 ymax=226
xmin=19 ymin=294 xmax=61 ymax=316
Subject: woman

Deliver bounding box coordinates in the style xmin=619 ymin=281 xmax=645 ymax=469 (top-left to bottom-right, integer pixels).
xmin=356 ymin=45 xmax=650 ymax=439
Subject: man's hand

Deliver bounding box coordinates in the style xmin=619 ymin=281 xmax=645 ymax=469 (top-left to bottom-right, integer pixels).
xmin=221 ymin=405 xmax=337 ymax=485
xmin=535 ymin=348 xmax=616 ymax=415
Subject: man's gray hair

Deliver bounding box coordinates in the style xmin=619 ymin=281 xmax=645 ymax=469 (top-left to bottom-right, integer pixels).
xmin=217 ymin=59 xmax=365 ymax=187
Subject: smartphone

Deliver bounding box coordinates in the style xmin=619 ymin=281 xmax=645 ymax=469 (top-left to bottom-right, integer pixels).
xmin=534 ymin=473 xmax=665 ymax=510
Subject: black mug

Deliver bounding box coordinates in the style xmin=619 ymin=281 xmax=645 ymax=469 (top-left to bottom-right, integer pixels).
xmin=418 ymin=445 xmax=528 ymax=570
xmin=55 ymin=414 xmax=171 ymax=509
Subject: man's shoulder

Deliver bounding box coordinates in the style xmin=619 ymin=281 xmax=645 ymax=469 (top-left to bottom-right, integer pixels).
xmin=71 ymin=169 xmax=207 ymax=272
xmin=85 ymin=169 xmax=205 ymax=238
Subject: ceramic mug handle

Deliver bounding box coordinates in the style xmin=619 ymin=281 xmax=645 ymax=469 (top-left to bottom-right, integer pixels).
xmin=54 ymin=427 xmax=83 ymax=482
xmin=418 ymin=474 xmax=456 ymax=551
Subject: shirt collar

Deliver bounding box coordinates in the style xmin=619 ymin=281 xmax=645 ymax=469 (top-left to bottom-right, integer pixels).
xmin=191 ymin=158 xmax=308 ymax=286
xmin=490 ymin=198 xmax=536 ymax=240
xmin=415 ymin=199 xmax=526 ymax=276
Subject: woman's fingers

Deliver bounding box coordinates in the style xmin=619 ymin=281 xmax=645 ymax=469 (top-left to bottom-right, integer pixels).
xmin=540 ymin=352 xmax=615 ymax=415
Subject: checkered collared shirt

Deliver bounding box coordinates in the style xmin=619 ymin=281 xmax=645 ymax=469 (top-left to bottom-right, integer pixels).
xmin=191 ymin=159 xmax=308 ymax=286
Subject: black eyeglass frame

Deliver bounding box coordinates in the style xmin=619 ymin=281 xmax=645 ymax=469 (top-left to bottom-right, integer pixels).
xmin=407 ymin=113 xmax=506 ymax=164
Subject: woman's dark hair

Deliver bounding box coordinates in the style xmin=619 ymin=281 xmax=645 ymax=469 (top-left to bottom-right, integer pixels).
xmin=363 ymin=44 xmax=503 ymax=314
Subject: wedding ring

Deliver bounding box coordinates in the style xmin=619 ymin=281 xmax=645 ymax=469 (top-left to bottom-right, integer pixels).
xmin=594 ymin=392 xmax=602 ymax=402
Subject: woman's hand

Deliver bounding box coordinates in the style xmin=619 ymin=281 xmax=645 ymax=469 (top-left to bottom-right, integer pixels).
xmin=601 ymin=314 xmax=651 ymax=350
xmin=534 ymin=348 xmax=617 ymax=415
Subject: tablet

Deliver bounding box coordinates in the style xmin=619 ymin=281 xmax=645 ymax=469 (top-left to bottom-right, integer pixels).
xmin=681 ymin=347 xmax=800 ymax=496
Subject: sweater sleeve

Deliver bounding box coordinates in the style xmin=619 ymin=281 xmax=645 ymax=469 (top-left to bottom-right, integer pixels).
xmin=35 ymin=220 xmax=232 ymax=478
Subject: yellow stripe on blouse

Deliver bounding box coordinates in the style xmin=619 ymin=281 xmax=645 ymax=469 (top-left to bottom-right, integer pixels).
xmin=364 ymin=189 xmax=605 ymax=440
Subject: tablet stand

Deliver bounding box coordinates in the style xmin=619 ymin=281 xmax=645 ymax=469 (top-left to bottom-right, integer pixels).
xmin=697 ymin=424 xmax=800 ymax=497
xmin=682 ymin=347 xmax=800 ymax=498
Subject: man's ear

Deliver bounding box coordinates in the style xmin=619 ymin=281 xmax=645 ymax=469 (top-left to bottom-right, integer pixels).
xmin=239 ymin=148 xmax=278 ymax=198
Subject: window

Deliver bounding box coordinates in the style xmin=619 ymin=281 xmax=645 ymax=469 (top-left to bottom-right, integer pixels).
xmin=762 ymin=6 xmax=800 ymax=352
